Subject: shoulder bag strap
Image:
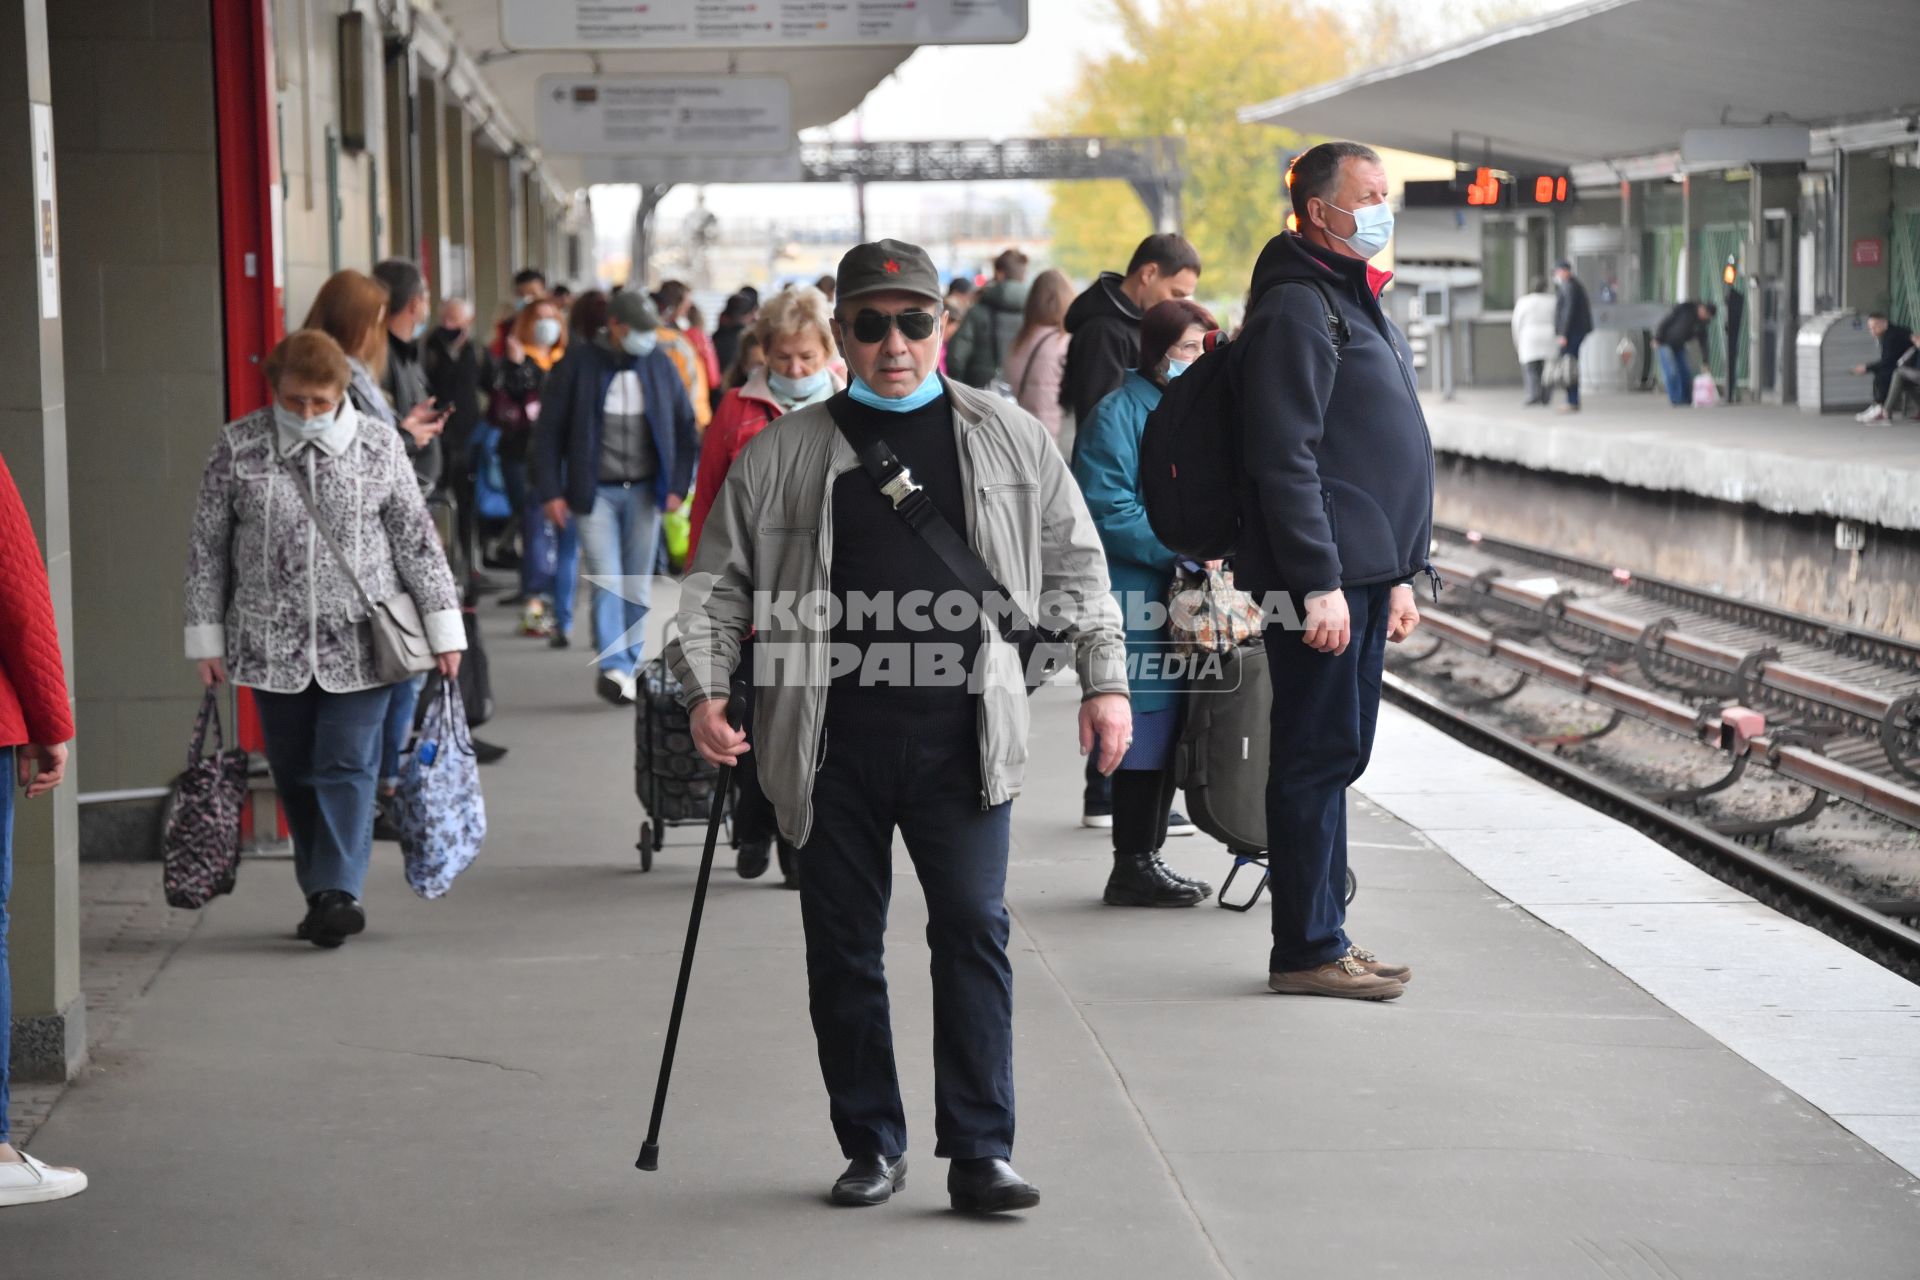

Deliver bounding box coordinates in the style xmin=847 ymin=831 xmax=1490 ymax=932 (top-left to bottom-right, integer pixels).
xmin=1015 ymin=329 xmax=1059 ymax=402
xmin=823 ymin=400 xmax=1039 ymax=642
xmin=279 ymin=449 xmax=379 ymax=614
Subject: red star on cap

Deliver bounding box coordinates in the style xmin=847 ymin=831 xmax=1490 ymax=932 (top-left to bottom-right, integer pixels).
xmin=883 ymin=260 xmax=900 ymax=273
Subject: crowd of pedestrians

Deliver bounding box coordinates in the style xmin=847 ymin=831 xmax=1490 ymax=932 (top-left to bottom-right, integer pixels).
xmin=3 ymin=137 xmax=1436 ymax=1217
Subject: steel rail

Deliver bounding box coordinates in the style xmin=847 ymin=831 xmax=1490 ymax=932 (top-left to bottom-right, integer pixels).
xmin=1380 ymin=672 xmax=1920 ymax=981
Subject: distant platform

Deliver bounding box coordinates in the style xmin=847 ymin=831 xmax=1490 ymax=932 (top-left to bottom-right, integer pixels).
xmin=1422 ymin=390 xmax=1920 ymax=531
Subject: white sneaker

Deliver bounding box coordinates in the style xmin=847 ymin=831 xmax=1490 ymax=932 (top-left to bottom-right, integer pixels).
xmin=614 ymin=670 xmax=638 ymax=704
xmin=1856 ymin=404 xmax=1887 ymax=423
xmin=1080 ymin=811 xmax=1114 ymax=829
xmin=0 ymin=1152 xmax=89 ymax=1207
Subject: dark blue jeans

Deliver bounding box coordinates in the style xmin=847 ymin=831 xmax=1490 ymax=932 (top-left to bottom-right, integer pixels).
xmin=1657 ymin=345 xmax=1692 ymax=405
xmin=254 ymin=682 xmax=390 ymax=900
xmin=797 ymin=698 xmax=1014 ymax=1162
xmin=1 ymin=746 xmax=13 ymax=1142
xmin=1265 ymin=583 xmax=1392 ymax=973
xmin=379 ymin=675 xmax=425 ymax=787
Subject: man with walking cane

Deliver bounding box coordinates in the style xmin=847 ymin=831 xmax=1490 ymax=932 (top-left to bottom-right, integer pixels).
xmin=668 ymin=239 xmax=1130 ymax=1212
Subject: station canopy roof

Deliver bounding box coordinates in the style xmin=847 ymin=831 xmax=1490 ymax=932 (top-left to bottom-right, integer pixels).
xmin=1239 ymin=0 xmax=1920 ymax=174
xmin=431 ymin=1 xmax=916 ymax=189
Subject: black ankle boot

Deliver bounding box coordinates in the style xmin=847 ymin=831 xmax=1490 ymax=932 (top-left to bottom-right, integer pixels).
xmin=1152 ymin=852 xmax=1214 ymax=898
xmin=1103 ymin=852 xmax=1205 ymax=907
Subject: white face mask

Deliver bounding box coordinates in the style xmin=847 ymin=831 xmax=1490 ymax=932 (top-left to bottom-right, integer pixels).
xmin=532 ymin=318 xmax=563 ymax=348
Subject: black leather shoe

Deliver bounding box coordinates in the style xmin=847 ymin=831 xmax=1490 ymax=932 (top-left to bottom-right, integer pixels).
xmin=297 ymin=891 xmax=366 ymax=948
xmin=830 ymin=1154 xmax=906 ymax=1206
xmin=947 ymin=1158 xmax=1040 ymax=1213
xmin=736 ymin=838 xmax=771 ymax=880
xmin=1103 ymin=853 xmax=1205 ymax=907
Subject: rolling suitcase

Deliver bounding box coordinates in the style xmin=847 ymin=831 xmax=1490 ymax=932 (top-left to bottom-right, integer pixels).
xmin=1174 ymin=640 xmax=1356 ymax=911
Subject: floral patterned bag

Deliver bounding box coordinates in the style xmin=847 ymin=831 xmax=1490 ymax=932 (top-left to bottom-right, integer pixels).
xmin=1168 ymin=565 xmax=1264 ymax=656
xmin=393 ymin=678 xmax=486 ymax=900
xmin=162 ymin=691 xmax=250 ymax=909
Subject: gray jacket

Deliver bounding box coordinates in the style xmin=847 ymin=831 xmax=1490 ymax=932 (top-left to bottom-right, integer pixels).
xmin=183 ymin=407 xmax=464 ymax=693
xmin=668 ymin=380 xmax=1127 ymax=847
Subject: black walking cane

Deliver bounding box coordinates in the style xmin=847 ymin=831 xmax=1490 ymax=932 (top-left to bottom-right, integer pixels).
xmin=635 ymin=690 xmax=744 ymax=1172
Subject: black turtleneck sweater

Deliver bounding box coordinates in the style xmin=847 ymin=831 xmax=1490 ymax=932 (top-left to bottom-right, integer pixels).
xmin=825 ymin=387 xmax=979 ymax=725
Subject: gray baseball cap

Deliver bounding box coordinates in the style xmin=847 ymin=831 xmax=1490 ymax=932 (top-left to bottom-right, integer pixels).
xmin=836 ymin=239 xmax=942 ymax=307
xmin=609 ymin=289 xmax=660 ymax=332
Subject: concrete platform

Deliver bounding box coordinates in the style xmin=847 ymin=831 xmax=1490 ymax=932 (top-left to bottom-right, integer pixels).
xmin=9 ymin=605 xmax=1920 ymax=1277
xmin=1424 ymin=389 xmax=1920 ymax=530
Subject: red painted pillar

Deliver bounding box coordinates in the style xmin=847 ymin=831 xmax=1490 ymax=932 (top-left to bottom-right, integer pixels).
xmin=211 ymin=0 xmax=287 ymax=839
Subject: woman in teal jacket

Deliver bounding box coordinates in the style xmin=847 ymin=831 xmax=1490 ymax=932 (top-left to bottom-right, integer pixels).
xmin=1072 ymin=298 xmax=1218 ymax=909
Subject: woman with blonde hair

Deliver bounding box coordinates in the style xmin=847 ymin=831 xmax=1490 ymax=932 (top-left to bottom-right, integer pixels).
xmin=304 ymin=270 xmax=450 ymax=826
xmin=1000 ymin=268 xmax=1074 ymax=438
xmin=302 ymin=270 xmax=445 ymax=454
xmin=685 ymin=284 xmax=845 ymax=886
xmin=184 ymin=329 xmax=464 ymax=948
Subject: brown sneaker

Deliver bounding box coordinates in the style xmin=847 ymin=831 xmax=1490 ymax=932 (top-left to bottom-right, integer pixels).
xmin=1268 ymin=955 xmax=1405 ymax=1000
xmin=1347 ymin=945 xmax=1413 ymax=984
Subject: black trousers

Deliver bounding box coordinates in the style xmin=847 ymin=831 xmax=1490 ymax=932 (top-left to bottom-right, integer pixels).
xmin=1112 ymin=767 xmax=1176 ymax=856
xmin=797 ymin=697 xmax=1014 ymax=1161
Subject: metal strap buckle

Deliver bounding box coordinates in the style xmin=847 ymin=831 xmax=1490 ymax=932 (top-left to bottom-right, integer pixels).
xmin=879 ymin=466 xmax=921 ymax=509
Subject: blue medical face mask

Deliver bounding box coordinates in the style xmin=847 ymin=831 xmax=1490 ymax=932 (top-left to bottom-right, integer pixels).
xmin=1322 ymin=199 xmax=1394 ymax=259
xmin=1165 ymin=358 xmax=1191 ymax=379
xmin=767 ymin=367 xmax=833 ymax=403
xmin=848 ymin=368 xmax=943 ymax=412
xmin=275 ymin=402 xmax=337 ymax=441
xmin=411 ymin=317 xmax=428 ymax=341
xmin=532 ymin=318 xmax=563 ymax=348
xmin=622 ymin=330 xmax=659 ymax=358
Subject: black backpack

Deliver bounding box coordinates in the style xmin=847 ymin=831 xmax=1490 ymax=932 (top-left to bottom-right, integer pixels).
xmin=1139 ymin=279 xmax=1348 ymax=560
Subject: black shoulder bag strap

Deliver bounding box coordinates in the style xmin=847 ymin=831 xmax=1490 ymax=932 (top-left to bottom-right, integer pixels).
xmin=824 ymin=398 xmax=1068 ymax=693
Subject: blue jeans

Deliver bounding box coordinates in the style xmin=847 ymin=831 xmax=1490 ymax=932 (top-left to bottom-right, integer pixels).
xmin=797 ymin=698 xmax=1014 ymax=1161
xmin=380 ymin=675 xmax=426 ymax=786
xmin=254 ymin=683 xmax=390 ymax=900
xmin=1 ymin=746 xmax=14 ymax=1141
xmin=548 ymin=516 xmax=582 ymax=638
xmin=1265 ymin=583 xmax=1392 ymax=972
xmin=576 ymin=481 xmax=659 ymax=675
xmin=1657 ymin=344 xmax=1692 ymax=405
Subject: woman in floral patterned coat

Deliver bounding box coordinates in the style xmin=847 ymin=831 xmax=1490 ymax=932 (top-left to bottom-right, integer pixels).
xmin=183 ymin=330 xmax=464 ymax=948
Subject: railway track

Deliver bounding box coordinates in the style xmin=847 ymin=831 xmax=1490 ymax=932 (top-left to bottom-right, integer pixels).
xmin=1381 ymin=524 xmax=1920 ymax=970
xmin=1381 ymin=673 xmax=1920 ymax=983
xmin=1411 ymin=524 xmax=1920 ymax=835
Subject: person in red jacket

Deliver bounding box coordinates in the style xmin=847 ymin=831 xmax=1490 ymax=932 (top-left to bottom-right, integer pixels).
xmin=686 ymin=284 xmax=843 ymax=885
xmin=0 ymin=449 xmax=86 ymax=1206
xmin=688 ymin=285 xmax=843 ymax=564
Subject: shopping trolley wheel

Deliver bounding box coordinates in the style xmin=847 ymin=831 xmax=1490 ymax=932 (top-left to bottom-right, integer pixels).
xmin=638 ymin=822 xmax=655 ymax=872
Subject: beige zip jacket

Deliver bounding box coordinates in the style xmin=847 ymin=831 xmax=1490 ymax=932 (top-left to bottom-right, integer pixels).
xmin=668 ymin=379 xmax=1127 ymax=847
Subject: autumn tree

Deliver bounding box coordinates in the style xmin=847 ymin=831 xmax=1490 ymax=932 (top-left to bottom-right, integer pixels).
xmin=1046 ymin=0 xmax=1566 ymax=299
xmin=1045 ymin=0 xmax=1355 ymax=300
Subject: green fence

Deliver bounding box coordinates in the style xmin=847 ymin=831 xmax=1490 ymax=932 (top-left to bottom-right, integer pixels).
xmin=1696 ymin=222 xmax=1746 ymax=385
xmin=1892 ymin=208 xmax=1920 ymax=331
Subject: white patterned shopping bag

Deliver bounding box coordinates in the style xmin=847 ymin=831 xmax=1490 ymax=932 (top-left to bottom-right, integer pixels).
xmin=394 ymin=679 xmax=486 ymax=899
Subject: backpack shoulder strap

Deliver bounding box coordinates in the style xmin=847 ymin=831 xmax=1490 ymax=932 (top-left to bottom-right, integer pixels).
xmin=1291 ymin=278 xmax=1350 ymax=361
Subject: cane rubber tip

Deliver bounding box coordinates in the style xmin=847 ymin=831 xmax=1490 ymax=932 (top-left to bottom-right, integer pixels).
xmin=636 ymin=1143 xmax=660 ymax=1171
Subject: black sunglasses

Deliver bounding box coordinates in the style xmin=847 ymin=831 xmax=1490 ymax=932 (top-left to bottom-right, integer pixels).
xmin=847 ymin=308 xmax=941 ymax=344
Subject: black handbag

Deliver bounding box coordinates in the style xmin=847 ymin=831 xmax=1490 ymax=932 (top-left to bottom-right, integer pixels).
xmin=161 ymin=691 xmax=249 ymax=909
xmin=826 ymin=402 xmax=1071 ymax=694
